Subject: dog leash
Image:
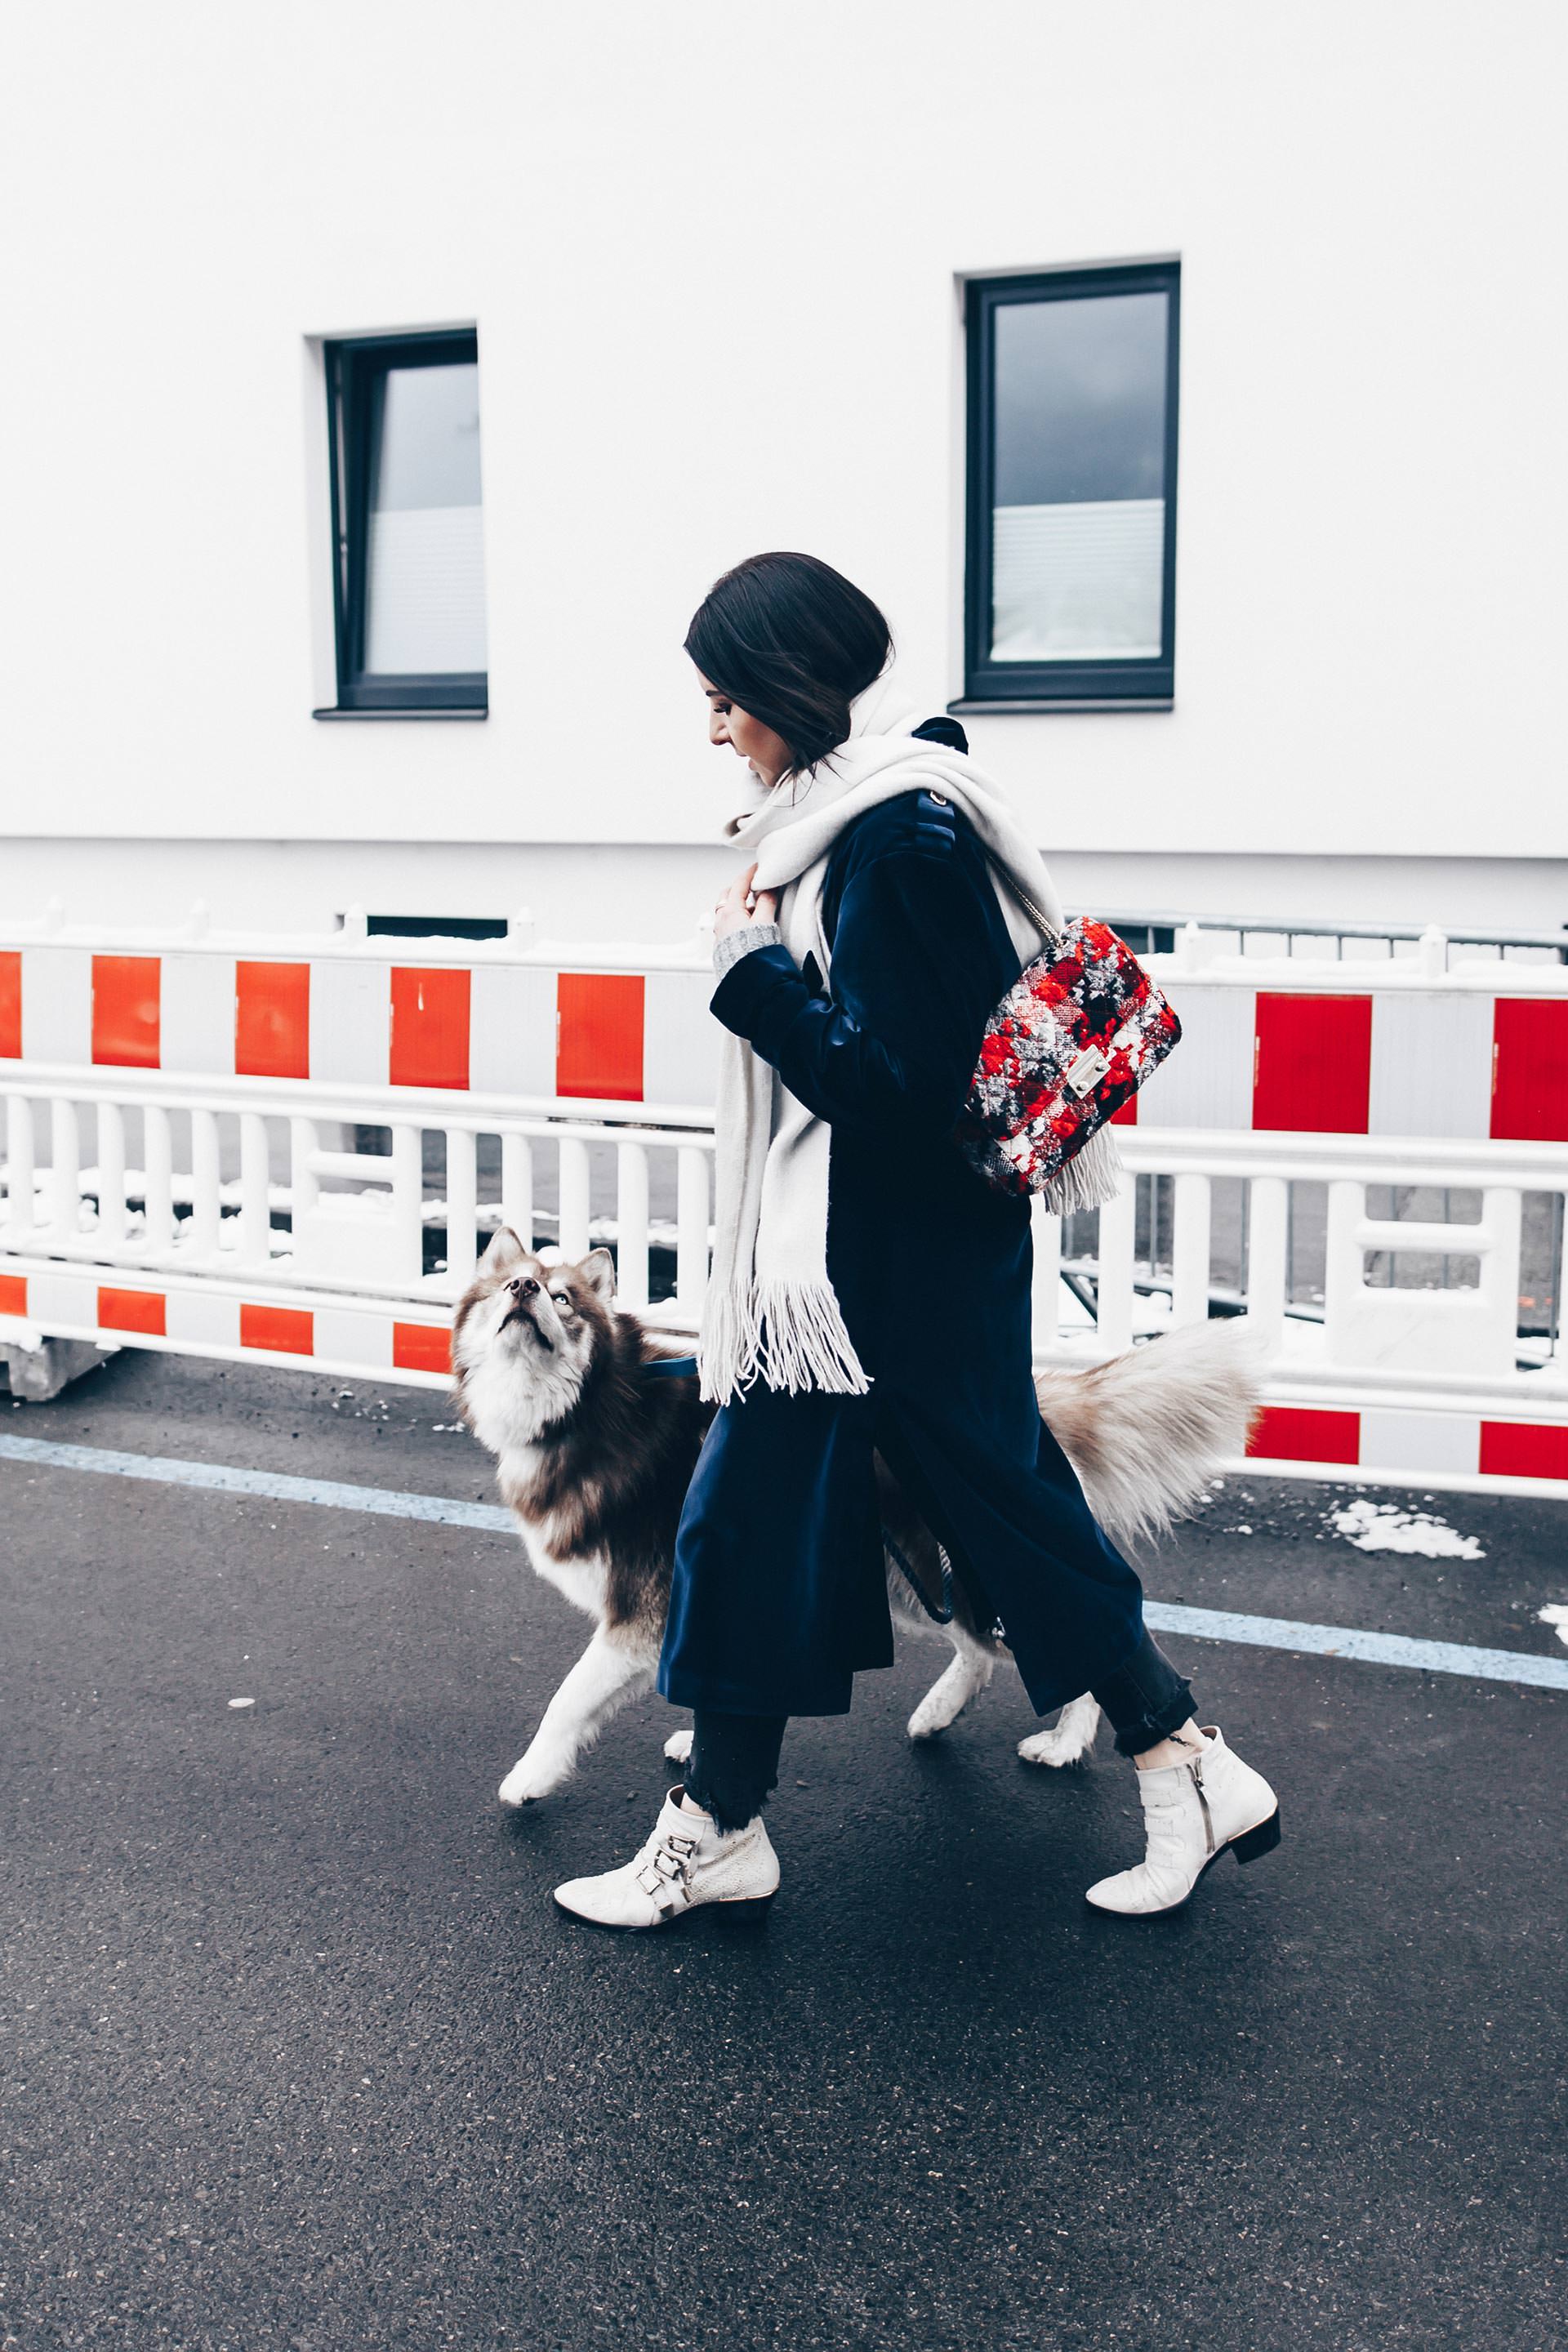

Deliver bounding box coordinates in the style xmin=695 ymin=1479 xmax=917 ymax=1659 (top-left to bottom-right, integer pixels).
xmin=881 ymin=1524 xmax=956 ymax=1626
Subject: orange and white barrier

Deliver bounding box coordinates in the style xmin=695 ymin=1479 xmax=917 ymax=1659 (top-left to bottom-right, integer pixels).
xmin=2 ymin=913 xmax=1566 ymax=1495
xmin=0 ymin=929 xmax=719 ymax=1106
xmin=5 ymin=918 xmax=1566 ymax=1139
xmin=1130 ymin=929 xmax=1568 ymax=1147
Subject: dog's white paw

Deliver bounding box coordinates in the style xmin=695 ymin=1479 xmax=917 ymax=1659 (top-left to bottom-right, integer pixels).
xmin=1018 ymin=1695 xmax=1100 ymax=1770
xmin=906 ymin=1653 xmax=990 ymax=1741
xmin=662 ymin=1726 xmax=694 ymax=1764
xmin=497 ymin=1748 xmax=573 ymax=1807
xmin=1018 ymin=1727 xmax=1087 ymax=1769
xmin=906 ymin=1692 xmax=964 ymax=1741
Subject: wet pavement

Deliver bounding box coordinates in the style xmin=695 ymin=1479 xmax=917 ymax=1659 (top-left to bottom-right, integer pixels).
xmin=3 ymin=1348 xmax=1565 ymax=2350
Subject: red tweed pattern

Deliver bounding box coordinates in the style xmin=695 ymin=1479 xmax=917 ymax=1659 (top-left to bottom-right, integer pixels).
xmin=956 ymin=920 xmax=1182 ymax=1197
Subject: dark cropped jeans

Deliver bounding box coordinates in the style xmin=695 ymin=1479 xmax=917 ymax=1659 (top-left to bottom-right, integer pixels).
xmin=684 ymin=1630 xmax=1194 ymax=1830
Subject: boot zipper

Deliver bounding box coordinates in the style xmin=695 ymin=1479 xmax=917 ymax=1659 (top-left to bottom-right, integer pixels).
xmin=1190 ymin=1756 xmax=1215 ymax=1855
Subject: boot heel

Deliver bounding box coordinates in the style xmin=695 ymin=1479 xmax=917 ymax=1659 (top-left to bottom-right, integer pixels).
xmin=1230 ymin=1808 xmax=1281 ymax=1865
xmin=708 ymin=1892 xmax=777 ymax=1936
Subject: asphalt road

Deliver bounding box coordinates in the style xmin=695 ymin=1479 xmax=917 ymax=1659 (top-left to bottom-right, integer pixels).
xmin=3 ymin=1348 xmax=1566 ymax=2352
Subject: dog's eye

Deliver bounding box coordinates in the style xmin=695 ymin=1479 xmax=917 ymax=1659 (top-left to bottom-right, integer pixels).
xmin=551 ymin=1293 xmax=573 ymax=1313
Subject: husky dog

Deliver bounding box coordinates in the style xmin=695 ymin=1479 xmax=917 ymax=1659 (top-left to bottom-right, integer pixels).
xmin=453 ymin=1227 xmax=1261 ymax=1806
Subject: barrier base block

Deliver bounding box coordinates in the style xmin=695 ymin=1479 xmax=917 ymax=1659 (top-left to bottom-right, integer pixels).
xmin=1 ymin=1334 xmax=114 ymax=1403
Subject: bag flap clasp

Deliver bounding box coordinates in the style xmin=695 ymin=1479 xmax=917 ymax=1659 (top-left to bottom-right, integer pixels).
xmin=1062 ymin=1042 xmax=1111 ymax=1099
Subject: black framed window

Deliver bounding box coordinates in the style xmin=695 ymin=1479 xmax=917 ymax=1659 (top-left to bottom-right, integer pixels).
xmin=319 ymin=330 xmax=488 ymax=716
xmin=962 ymin=263 xmax=1179 ymax=710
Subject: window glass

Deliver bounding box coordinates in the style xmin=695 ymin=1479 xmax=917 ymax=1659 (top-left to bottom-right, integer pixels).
xmin=363 ymin=361 xmax=488 ymax=675
xmin=990 ymin=290 xmax=1169 ymax=664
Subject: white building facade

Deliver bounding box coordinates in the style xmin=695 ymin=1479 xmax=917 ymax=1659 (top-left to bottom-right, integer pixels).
xmin=3 ymin=1 xmax=1565 ymax=947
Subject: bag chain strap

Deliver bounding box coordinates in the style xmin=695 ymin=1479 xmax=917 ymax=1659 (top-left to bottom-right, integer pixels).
xmin=924 ymin=791 xmax=1062 ymax=950
xmin=999 ymin=869 xmax=1062 ymax=950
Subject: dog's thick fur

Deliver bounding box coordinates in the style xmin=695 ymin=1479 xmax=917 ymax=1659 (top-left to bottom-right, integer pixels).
xmin=454 ymin=1227 xmax=1263 ymax=1805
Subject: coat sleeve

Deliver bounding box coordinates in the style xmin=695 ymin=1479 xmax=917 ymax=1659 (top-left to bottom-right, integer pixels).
xmin=709 ymin=833 xmax=1004 ymax=1134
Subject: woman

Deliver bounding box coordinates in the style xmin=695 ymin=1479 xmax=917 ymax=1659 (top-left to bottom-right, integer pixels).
xmin=553 ymin=553 xmax=1279 ymax=1930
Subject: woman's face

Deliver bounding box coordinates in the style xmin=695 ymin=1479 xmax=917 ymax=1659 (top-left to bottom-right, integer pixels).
xmin=697 ymin=670 xmax=791 ymax=791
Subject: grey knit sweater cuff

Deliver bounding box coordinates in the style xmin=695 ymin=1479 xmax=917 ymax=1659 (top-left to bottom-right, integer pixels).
xmin=712 ymin=920 xmax=784 ymax=978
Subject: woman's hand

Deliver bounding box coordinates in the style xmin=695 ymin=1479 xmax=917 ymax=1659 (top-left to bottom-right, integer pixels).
xmin=713 ymin=863 xmax=779 ymax=941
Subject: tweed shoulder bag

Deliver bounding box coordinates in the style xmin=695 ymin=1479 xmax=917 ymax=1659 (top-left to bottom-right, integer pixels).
xmin=954 ymin=849 xmax=1182 ymax=1202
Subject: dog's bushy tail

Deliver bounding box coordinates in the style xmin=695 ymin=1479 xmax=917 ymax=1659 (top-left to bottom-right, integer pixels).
xmin=1036 ymin=1322 xmax=1266 ymax=1551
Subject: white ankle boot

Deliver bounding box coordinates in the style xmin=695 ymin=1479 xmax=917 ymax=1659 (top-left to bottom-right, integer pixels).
xmin=552 ymin=1787 xmax=780 ymax=1930
xmin=1085 ymin=1726 xmax=1280 ymax=1918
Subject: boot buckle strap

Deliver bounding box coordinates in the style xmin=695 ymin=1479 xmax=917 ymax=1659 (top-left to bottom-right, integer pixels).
xmin=636 ymin=1859 xmax=688 ymax=1900
xmin=638 ymin=1870 xmax=690 ymax=1917
xmin=636 ymin=1834 xmax=697 ymax=1897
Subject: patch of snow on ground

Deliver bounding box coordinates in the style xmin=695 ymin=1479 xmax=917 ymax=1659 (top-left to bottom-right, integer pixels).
xmin=1539 ymin=1605 xmax=1568 ymax=1650
xmin=1325 ymin=1497 xmax=1485 ymax=1560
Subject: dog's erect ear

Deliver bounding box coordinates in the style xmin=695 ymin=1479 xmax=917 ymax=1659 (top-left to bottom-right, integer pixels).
xmin=479 ymin=1225 xmax=527 ymax=1275
xmin=578 ymin=1246 xmax=617 ymax=1303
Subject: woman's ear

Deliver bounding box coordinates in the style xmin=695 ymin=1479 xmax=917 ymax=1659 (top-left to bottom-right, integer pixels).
xmin=578 ymin=1247 xmax=617 ymax=1303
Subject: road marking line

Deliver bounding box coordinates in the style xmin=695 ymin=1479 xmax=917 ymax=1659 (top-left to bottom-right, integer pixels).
xmin=1142 ymin=1603 xmax=1568 ymax=1693
xmin=0 ymin=1430 xmax=514 ymax=1533
xmin=5 ymin=1430 xmax=1567 ymax=1693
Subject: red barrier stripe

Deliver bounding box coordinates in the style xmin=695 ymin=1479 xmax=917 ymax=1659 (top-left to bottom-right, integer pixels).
xmin=1247 ymin=1405 xmax=1361 ymax=1465
xmin=557 ymin=972 xmax=644 ymax=1100
xmin=1253 ymin=994 xmax=1370 ymax=1134
xmin=1478 ymin=1420 xmax=1568 ymax=1482
xmin=1490 ymin=999 xmax=1568 ymax=1143
xmin=236 ymin=961 xmax=310 ymax=1080
xmin=240 ymin=1303 xmax=314 ymax=1356
xmin=393 ymin=1321 xmax=452 ymax=1374
xmin=91 ymin=956 xmax=161 ymax=1070
xmin=98 ymin=1286 xmax=166 ymax=1336
xmin=0 ymin=951 xmax=20 ymax=1058
xmin=390 ymin=967 xmax=470 ymax=1090
xmin=0 ymin=1272 xmax=27 ymax=1317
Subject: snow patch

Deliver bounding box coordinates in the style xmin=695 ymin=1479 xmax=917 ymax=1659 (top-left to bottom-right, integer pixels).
xmin=1325 ymin=1497 xmax=1485 ymax=1560
xmin=1539 ymin=1605 xmax=1568 ymax=1650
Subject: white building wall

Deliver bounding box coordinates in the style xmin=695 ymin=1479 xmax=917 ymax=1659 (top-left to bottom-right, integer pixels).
xmin=2 ymin=1 xmax=1564 ymax=935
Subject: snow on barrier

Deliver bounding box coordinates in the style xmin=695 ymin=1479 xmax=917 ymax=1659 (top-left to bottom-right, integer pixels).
xmin=1 ymin=911 xmax=1565 ymax=1496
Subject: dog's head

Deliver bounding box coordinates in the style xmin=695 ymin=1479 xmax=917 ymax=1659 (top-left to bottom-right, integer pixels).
xmin=453 ymin=1227 xmax=617 ymax=1452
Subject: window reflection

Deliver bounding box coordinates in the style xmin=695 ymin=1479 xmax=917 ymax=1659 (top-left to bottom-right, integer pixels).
xmin=990 ymin=290 xmax=1169 ymax=665
xmin=363 ymin=361 xmax=488 ymax=676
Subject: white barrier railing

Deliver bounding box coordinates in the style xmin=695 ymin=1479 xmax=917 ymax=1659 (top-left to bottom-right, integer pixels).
xmin=1103 ymin=1129 xmax=1566 ymax=1406
xmin=4 ymin=1062 xmax=1566 ymax=1488
xmin=1 ymin=1067 xmax=715 ymax=1296
xmin=0 ymin=1067 xmax=713 ymax=1385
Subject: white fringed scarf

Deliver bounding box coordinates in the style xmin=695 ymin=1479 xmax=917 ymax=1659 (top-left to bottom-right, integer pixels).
xmin=697 ymin=674 xmax=1124 ymax=1406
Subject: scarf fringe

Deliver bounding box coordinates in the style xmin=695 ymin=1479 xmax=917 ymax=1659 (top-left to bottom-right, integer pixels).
xmin=698 ymin=1277 xmax=872 ymax=1408
xmin=696 ymin=1279 xmax=762 ymax=1407
xmin=1041 ymin=1122 xmax=1125 ymax=1216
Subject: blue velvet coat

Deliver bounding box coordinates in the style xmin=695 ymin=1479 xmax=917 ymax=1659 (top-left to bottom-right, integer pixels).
xmin=658 ymin=726 xmax=1147 ymax=1720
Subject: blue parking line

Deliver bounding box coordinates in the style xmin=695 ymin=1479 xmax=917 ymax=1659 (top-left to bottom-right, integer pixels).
xmin=3 ymin=1429 xmax=1566 ymax=1692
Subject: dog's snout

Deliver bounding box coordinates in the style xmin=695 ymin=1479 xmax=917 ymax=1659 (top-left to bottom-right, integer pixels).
xmin=507 ymin=1275 xmax=540 ymax=1299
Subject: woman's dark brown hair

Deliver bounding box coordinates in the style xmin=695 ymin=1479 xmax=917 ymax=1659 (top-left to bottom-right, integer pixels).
xmin=684 ymin=551 xmax=893 ymax=774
